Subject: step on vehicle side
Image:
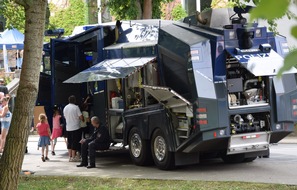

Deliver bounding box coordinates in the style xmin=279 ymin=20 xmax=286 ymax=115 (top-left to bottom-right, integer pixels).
xmin=41 ymin=7 xmax=297 ymax=170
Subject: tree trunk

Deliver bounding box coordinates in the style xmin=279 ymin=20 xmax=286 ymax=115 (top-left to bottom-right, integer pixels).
xmin=0 ymin=0 xmax=47 ymax=189
xmin=135 ymin=0 xmax=143 ymax=19
xmin=143 ymin=0 xmax=152 ymax=19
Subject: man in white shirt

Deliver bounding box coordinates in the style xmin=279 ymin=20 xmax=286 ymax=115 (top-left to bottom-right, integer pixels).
xmin=63 ymin=95 xmax=84 ymax=162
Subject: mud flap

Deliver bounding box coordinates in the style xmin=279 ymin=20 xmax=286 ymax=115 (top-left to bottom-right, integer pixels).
xmin=227 ymin=132 xmax=270 ymax=155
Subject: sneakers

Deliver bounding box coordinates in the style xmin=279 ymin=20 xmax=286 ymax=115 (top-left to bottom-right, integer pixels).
xmin=69 ymin=153 xmax=81 ymax=162
xmin=76 ymin=152 xmax=81 ymax=158
xmin=69 ymin=157 xmax=81 ymax=162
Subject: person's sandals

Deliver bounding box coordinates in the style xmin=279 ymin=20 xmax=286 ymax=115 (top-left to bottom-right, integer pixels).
xmin=41 ymin=155 xmax=45 ymax=162
xmin=51 ymin=151 xmax=55 ymax=155
xmin=45 ymin=157 xmax=50 ymax=161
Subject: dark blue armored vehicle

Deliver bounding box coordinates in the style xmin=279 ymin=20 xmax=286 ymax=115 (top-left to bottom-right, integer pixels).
xmin=39 ymin=7 xmax=297 ymax=170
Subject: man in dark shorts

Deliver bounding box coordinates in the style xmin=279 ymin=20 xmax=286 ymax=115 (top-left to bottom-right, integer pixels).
xmin=63 ymin=95 xmax=84 ymax=162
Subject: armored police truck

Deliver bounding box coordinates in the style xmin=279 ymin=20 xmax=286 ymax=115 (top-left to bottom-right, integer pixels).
xmin=39 ymin=7 xmax=297 ymax=170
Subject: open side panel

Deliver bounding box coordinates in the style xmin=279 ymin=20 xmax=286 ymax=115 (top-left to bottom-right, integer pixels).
xmin=142 ymin=85 xmax=191 ymax=108
xmin=142 ymin=85 xmax=193 ymax=145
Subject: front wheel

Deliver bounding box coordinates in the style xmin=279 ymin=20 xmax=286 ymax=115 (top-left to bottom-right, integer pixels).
xmin=151 ymin=129 xmax=175 ymax=170
xmin=128 ymin=127 xmax=152 ymax=166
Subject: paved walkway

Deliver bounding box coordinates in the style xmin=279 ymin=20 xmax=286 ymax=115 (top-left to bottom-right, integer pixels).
xmin=17 ymin=135 xmax=297 ymax=177
xmin=21 ymin=135 xmax=130 ymax=176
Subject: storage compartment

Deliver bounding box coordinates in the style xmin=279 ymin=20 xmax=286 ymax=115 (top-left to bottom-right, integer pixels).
xmin=229 ymin=112 xmax=270 ymax=134
xmin=115 ymin=122 xmax=123 ymax=139
xmin=173 ymin=111 xmax=193 ymax=145
xmin=176 ymin=116 xmax=190 ymax=141
xmin=226 ymin=53 xmax=270 ymax=109
xmin=108 ymin=109 xmax=124 ymax=143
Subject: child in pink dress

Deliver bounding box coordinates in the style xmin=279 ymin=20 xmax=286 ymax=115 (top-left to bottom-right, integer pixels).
xmin=36 ymin=113 xmax=51 ymax=162
xmin=51 ymin=109 xmax=63 ymax=155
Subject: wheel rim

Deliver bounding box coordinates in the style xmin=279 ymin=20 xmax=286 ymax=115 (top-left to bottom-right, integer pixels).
xmin=153 ymin=136 xmax=166 ymax=162
xmin=130 ymin=133 xmax=142 ymax=158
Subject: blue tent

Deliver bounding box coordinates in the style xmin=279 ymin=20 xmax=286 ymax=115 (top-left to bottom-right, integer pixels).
xmin=0 ymin=28 xmax=24 ymax=50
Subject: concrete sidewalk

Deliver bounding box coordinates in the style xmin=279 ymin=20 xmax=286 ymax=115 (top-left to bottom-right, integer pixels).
xmin=21 ymin=135 xmax=131 ymax=177
xmin=16 ymin=134 xmax=297 ymax=177
xmin=16 ymin=135 xmax=297 ymax=185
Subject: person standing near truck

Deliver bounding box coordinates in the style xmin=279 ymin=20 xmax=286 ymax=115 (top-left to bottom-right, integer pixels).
xmin=51 ymin=108 xmax=63 ymax=155
xmin=0 ymin=97 xmax=12 ymax=152
xmin=63 ymin=95 xmax=84 ymax=162
xmin=36 ymin=113 xmax=51 ymax=162
xmin=80 ymin=103 xmax=90 ymax=139
xmin=0 ymin=78 xmax=9 ymax=136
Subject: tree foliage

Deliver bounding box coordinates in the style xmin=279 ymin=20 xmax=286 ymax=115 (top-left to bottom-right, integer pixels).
xmin=49 ymin=0 xmax=87 ymax=36
xmin=249 ymin=0 xmax=289 ymax=21
xmin=0 ymin=0 xmax=50 ymax=32
xmin=0 ymin=0 xmax=25 ymax=32
xmin=107 ymin=0 xmax=173 ymax=20
xmin=171 ymin=4 xmax=187 ymax=21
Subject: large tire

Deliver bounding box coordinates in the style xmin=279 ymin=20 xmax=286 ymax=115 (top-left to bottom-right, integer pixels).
xmin=221 ymin=153 xmax=245 ymax=164
xmin=128 ymin=127 xmax=152 ymax=166
xmin=151 ymin=129 xmax=175 ymax=170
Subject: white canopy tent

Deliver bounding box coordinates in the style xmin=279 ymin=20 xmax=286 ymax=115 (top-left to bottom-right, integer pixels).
xmin=0 ymin=28 xmax=24 ymax=72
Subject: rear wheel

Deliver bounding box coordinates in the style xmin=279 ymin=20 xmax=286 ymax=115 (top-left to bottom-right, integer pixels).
xmin=151 ymin=129 xmax=175 ymax=170
xmin=128 ymin=127 xmax=152 ymax=166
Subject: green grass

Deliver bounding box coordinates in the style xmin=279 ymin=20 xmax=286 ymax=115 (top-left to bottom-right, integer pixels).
xmin=18 ymin=176 xmax=297 ymax=190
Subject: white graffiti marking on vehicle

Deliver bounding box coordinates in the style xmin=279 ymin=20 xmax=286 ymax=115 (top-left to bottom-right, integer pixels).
xmin=133 ymin=25 xmax=159 ymax=41
xmin=234 ymin=53 xmax=270 ymax=61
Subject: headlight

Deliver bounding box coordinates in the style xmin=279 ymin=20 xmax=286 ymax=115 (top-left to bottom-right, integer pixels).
xmin=229 ymin=30 xmax=236 ymax=39
xmin=255 ymin=29 xmax=262 ymax=37
xmin=276 ymin=124 xmax=282 ymax=130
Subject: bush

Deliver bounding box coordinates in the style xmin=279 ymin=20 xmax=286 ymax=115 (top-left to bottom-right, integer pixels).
xmin=171 ymin=4 xmax=187 ymax=21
